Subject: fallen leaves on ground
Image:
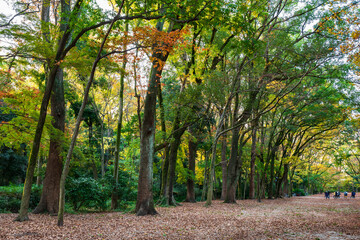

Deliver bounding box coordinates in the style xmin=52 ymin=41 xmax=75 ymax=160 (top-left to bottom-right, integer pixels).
xmin=1 ymin=194 xmax=360 ymax=239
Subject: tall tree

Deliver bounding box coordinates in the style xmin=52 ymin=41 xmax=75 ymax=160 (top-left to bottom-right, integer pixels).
xmin=33 ymin=0 xmax=68 ymax=214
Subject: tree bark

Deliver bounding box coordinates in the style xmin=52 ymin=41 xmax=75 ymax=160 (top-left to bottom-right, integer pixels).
xmin=185 ymin=137 xmax=197 ymax=202
xmin=33 ymin=68 xmax=65 ymax=214
xmin=249 ymin=117 xmax=258 ymax=199
xmin=15 ymin=0 xmax=83 ymax=222
xmin=224 ymin=92 xmax=241 ymax=203
xmin=136 ymin=19 xmax=170 ymax=216
xmin=57 ymin=5 xmax=121 ymax=225
xmin=224 ymin=126 xmax=240 ymax=203
xmin=111 ymin=40 xmax=128 ymax=209
xmin=220 ymin=122 xmax=228 ymax=200
xmin=36 ymin=150 xmax=43 ymax=186
xmin=201 ymin=150 xmax=210 ymax=201
xmin=164 ymin=122 xmax=186 ymax=205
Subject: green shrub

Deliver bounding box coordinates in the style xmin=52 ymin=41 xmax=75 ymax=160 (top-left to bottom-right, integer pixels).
xmin=66 ymin=177 xmax=111 ymax=211
xmin=0 ymin=184 xmax=42 ymax=213
xmin=293 ymin=188 xmax=306 ymax=196
xmin=65 ymin=170 xmax=137 ymax=212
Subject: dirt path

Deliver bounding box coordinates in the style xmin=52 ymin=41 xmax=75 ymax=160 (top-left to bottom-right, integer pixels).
xmin=1 ymin=194 xmax=359 ymax=239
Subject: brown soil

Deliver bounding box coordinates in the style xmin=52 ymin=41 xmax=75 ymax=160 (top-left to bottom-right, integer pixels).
xmin=1 ymin=194 xmax=359 ymax=239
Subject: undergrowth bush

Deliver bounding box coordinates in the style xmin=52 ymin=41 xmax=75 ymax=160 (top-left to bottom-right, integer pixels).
xmin=66 ymin=170 xmax=137 ymax=211
xmin=0 ymin=184 xmax=41 ymax=213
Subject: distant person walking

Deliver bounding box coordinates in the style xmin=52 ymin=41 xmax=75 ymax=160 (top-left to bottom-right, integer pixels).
xmin=351 ymin=191 xmax=356 ymax=198
xmin=344 ymin=191 xmax=348 ymax=199
xmin=325 ymin=191 xmax=330 ymax=199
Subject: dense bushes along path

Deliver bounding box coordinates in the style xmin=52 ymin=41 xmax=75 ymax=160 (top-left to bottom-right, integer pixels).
xmin=1 ymin=195 xmax=359 ymax=239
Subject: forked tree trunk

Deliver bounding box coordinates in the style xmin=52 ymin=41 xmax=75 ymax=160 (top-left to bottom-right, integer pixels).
xmin=15 ymin=0 xmax=83 ymax=222
xmin=164 ymin=126 xmax=186 ymax=205
xmin=224 ymin=127 xmax=240 ymax=203
xmin=16 ymin=64 xmax=61 ymax=222
xmin=33 ymin=68 xmax=65 ymax=214
xmin=163 ymin=110 xmax=186 ymax=205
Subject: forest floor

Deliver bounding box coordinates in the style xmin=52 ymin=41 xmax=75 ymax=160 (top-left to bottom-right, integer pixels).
xmin=1 ymin=194 xmax=360 ymax=240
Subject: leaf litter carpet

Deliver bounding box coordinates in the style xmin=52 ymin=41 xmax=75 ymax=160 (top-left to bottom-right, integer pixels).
xmin=1 ymin=195 xmax=359 ymax=239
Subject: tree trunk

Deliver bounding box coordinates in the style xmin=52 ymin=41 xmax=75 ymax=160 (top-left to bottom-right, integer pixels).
xmin=33 ymin=68 xmax=65 ymax=214
xmin=164 ymin=116 xmax=186 ymax=205
xmin=282 ymin=164 xmax=289 ymax=197
xmin=249 ymin=118 xmax=258 ymax=199
xmin=158 ymin=83 xmax=169 ymax=198
xmin=220 ymin=124 xmax=228 ymax=200
xmin=36 ymin=150 xmax=43 ymax=186
xmin=136 ymin=19 xmax=171 ymax=215
xmin=185 ymin=137 xmax=197 ymax=202
xmin=224 ymin=126 xmax=240 ymax=203
xmin=57 ymin=6 xmax=120 ymax=225
xmin=15 ymin=57 xmax=63 ymax=222
xmin=201 ymin=150 xmax=209 ymax=201
xmin=100 ymin=123 xmax=105 ymax=178
xmin=111 ymin=44 xmax=127 ymax=209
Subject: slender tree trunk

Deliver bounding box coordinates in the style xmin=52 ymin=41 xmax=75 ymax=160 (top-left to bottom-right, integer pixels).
xmin=206 ymin=104 xmax=230 ymax=206
xmin=220 ymin=122 xmax=228 ymax=200
xmin=225 ymin=126 xmax=240 ymax=203
xmin=57 ymin=6 xmax=121 ymax=225
xmin=249 ymin=118 xmax=258 ymax=199
xmin=201 ymin=150 xmax=209 ymax=201
xmin=185 ymin=137 xmax=197 ymax=202
xmin=257 ymin=170 xmax=261 ymax=202
xmin=158 ymin=83 xmax=169 ymax=198
xmin=111 ymin=41 xmax=128 ymax=209
xmin=243 ymin=168 xmax=248 ymax=199
xmin=100 ymin=123 xmax=105 ymax=178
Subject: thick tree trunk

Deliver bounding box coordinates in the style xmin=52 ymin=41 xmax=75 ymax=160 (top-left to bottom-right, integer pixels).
xmin=136 ymin=19 xmax=170 ymax=215
xmin=282 ymin=164 xmax=289 ymax=197
xmin=160 ymin=148 xmax=170 ymax=197
xmin=136 ymin=66 xmax=161 ymax=215
xmin=33 ymin=68 xmax=65 ymax=214
xmin=185 ymin=137 xmax=197 ymax=202
xmin=15 ymin=64 xmax=62 ymax=221
xmin=36 ymin=151 xmax=43 ymax=186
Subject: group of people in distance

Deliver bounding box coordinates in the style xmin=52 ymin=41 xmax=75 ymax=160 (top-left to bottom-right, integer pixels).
xmin=324 ymin=191 xmax=356 ymax=199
